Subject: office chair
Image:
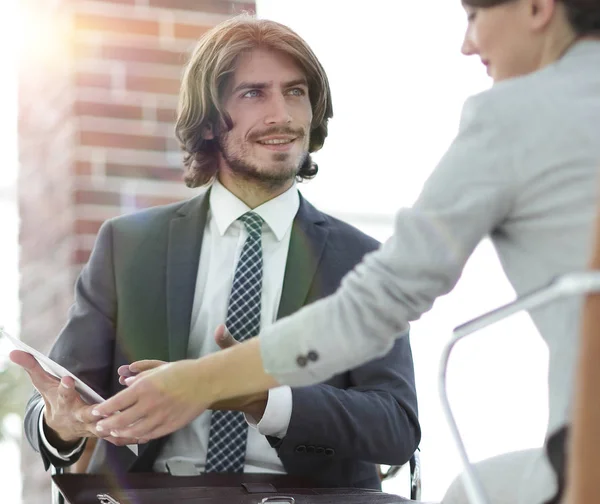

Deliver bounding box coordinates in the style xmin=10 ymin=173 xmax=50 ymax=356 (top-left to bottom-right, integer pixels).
xmin=51 ymin=465 xmax=65 ymax=504
xmin=439 ymin=271 xmax=600 ymax=504
xmin=379 ymin=450 xmax=421 ymax=500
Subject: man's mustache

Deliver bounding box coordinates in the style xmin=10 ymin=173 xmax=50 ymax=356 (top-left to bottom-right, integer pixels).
xmin=248 ymin=127 xmax=306 ymax=142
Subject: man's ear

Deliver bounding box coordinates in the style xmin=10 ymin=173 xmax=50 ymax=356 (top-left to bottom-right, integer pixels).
xmin=202 ymin=123 xmax=215 ymax=140
xmin=529 ymin=0 xmax=556 ymax=31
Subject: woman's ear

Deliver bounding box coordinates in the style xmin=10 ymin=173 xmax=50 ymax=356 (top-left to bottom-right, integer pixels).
xmin=529 ymin=0 xmax=556 ymax=30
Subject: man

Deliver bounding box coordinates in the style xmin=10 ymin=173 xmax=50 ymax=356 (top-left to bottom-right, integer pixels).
xmin=13 ymin=16 xmax=420 ymax=489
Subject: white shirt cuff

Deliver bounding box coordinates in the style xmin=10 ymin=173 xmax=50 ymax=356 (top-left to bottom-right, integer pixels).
xmin=38 ymin=404 xmax=86 ymax=460
xmin=245 ymin=386 xmax=292 ymax=439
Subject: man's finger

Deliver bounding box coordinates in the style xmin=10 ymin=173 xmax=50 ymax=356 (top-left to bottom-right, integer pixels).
xmin=9 ymin=350 xmax=60 ymax=393
xmin=75 ymin=404 xmax=102 ymax=424
xmin=214 ymin=324 xmax=237 ymax=349
xmin=92 ymin=387 xmax=138 ymax=418
xmin=124 ymin=376 xmax=139 ymax=387
xmin=107 ymin=414 xmax=164 ymax=441
xmin=96 ymin=404 xmax=150 ymax=434
xmin=56 ymin=377 xmax=78 ymax=405
xmin=117 ymin=365 xmax=134 ymax=378
xmin=129 ymin=360 xmax=166 ymax=373
xmin=9 ymin=350 xmax=38 ymax=370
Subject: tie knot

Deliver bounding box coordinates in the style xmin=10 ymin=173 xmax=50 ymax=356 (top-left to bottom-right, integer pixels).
xmin=239 ymin=212 xmax=263 ymax=237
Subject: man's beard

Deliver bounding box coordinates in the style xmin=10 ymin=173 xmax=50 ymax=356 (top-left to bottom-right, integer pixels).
xmin=217 ymin=131 xmax=308 ymax=191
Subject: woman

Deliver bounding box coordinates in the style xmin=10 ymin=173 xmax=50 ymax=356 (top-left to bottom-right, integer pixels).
xmin=92 ymin=1 xmax=600 ymax=503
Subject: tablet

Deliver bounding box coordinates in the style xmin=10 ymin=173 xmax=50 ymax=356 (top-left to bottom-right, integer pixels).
xmin=2 ymin=327 xmax=138 ymax=455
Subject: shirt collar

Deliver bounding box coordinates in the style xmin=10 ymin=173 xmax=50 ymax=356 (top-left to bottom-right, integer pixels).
xmin=209 ymin=178 xmax=300 ymax=241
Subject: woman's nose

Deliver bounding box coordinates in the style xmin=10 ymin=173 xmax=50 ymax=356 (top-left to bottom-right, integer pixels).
xmin=461 ymin=29 xmax=477 ymax=56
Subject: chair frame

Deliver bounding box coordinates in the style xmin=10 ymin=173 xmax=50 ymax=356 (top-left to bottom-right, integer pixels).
xmin=379 ymin=450 xmax=421 ymax=500
xmin=438 ymin=271 xmax=600 ymax=504
xmin=50 ymin=465 xmax=65 ymax=504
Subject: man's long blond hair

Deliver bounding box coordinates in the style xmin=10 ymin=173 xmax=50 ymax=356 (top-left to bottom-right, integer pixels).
xmin=175 ymin=15 xmax=334 ymax=188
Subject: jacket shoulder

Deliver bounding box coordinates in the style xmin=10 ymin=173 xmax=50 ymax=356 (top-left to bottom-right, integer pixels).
xmin=320 ymin=212 xmax=380 ymax=253
xmin=105 ymin=191 xmax=206 ymax=235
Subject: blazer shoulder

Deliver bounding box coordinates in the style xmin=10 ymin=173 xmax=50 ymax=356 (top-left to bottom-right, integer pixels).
xmin=107 ymin=191 xmax=207 ymax=234
xmin=319 ymin=211 xmax=380 ymax=253
xmin=463 ymin=54 xmax=591 ymax=127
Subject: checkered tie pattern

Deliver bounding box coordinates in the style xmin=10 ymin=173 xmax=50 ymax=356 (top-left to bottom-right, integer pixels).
xmin=204 ymin=211 xmax=264 ymax=473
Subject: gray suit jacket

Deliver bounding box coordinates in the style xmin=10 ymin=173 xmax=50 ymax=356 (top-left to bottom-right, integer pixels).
xmin=256 ymin=40 xmax=600 ymax=504
xmin=24 ymin=190 xmax=420 ymax=490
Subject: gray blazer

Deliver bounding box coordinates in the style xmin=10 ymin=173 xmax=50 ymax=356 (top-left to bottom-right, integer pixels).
xmin=257 ymin=40 xmax=600 ymax=503
xmin=24 ymin=191 xmax=420 ymax=490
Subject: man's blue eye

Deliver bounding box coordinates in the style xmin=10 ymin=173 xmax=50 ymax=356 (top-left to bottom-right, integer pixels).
xmin=288 ymin=88 xmax=305 ymax=96
xmin=243 ymin=90 xmax=261 ymax=98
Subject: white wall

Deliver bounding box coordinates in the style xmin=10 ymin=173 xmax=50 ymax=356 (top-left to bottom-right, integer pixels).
xmin=256 ymin=1 xmax=549 ymax=500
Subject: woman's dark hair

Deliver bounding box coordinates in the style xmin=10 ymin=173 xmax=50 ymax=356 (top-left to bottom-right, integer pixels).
xmin=462 ymin=0 xmax=600 ymax=35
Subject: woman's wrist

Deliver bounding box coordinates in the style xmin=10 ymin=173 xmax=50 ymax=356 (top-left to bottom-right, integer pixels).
xmin=193 ymin=352 xmax=222 ymax=408
xmin=194 ymin=338 xmax=277 ymax=409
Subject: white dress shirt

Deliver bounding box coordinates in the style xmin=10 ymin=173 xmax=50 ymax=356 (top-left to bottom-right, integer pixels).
xmin=154 ymin=179 xmax=299 ymax=473
xmin=42 ymin=178 xmax=299 ymax=473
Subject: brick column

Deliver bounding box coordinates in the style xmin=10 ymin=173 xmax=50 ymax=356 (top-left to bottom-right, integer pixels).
xmin=18 ymin=1 xmax=254 ymax=502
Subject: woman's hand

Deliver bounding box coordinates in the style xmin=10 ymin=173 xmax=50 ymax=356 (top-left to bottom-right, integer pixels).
xmin=93 ymin=359 xmax=212 ymax=441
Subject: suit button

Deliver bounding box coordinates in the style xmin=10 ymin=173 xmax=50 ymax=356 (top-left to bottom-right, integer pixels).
xmin=306 ymin=445 xmax=315 ymax=455
xmin=307 ymin=351 xmax=319 ymax=362
xmin=296 ymin=355 xmax=308 ymax=367
xmin=315 ymin=447 xmax=325 ymax=455
xmin=295 ymin=445 xmax=307 ymax=454
xmin=325 ymin=448 xmax=335 ymax=457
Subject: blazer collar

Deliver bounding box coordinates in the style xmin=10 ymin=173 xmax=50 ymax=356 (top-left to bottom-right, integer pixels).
xmin=277 ymin=193 xmax=329 ymax=320
xmin=129 ymin=190 xmax=210 ymax=470
xmin=166 ymin=189 xmax=211 ymax=363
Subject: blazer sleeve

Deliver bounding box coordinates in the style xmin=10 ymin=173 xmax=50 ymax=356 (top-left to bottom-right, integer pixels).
xmin=259 ymin=92 xmax=517 ymax=387
xmin=267 ymin=334 xmax=420 ymax=466
xmin=23 ymin=220 xmax=118 ymax=470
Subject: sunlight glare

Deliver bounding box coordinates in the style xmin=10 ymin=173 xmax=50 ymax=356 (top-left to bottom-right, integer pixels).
xmin=14 ymin=1 xmax=72 ymax=70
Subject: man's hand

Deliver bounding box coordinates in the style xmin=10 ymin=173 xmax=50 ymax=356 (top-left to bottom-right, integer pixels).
xmin=119 ymin=325 xmax=268 ymax=420
xmin=93 ymin=332 xmax=278 ymax=442
xmin=118 ymin=360 xmax=167 ymax=386
xmin=9 ymin=350 xmax=139 ymax=448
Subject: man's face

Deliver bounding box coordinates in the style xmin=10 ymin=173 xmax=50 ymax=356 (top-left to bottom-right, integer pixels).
xmin=212 ymin=48 xmax=313 ymax=187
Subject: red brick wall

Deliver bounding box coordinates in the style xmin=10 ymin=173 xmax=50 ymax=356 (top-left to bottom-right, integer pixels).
xmin=18 ymin=1 xmax=254 ymax=502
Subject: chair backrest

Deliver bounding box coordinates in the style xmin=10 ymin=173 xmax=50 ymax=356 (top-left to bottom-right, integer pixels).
xmin=439 ymin=271 xmax=600 ymax=504
xmin=567 ymin=208 xmax=600 ymax=504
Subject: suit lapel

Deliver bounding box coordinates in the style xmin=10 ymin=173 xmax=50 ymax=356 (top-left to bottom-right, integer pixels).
xmin=277 ymin=195 xmax=329 ymax=319
xmin=130 ymin=191 xmax=210 ymax=471
xmin=166 ymin=190 xmax=210 ymax=362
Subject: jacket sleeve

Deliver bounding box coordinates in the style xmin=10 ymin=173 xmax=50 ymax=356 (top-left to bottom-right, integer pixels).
xmin=23 ymin=220 xmax=118 ymax=470
xmin=268 ymin=334 xmax=420 ymax=466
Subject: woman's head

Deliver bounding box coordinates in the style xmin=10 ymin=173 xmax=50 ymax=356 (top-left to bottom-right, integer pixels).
xmin=176 ymin=15 xmax=333 ymax=188
xmin=461 ymin=0 xmax=600 ymax=82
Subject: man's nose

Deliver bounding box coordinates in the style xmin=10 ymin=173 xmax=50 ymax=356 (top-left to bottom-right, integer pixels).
xmin=265 ymin=94 xmax=292 ymax=124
